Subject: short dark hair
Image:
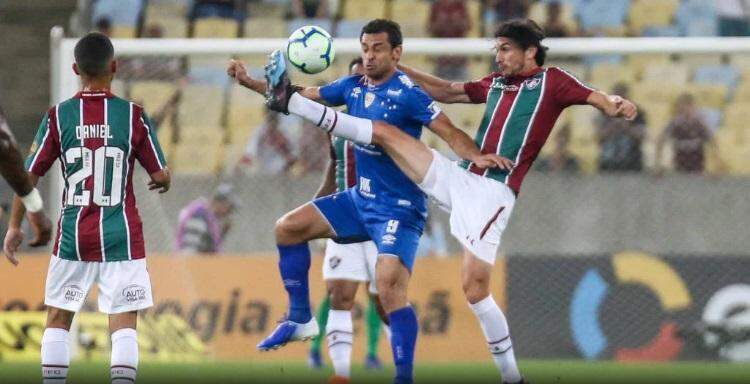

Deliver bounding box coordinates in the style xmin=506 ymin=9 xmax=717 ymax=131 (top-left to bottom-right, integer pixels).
xmin=495 ymin=19 xmax=548 ymax=66
xmin=74 ymin=32 xmax=114 ymax=77
xmin=349 ymin=57 xmax=363 ymax=69
xmin=360 ymin=19 xmax=402 ymax=48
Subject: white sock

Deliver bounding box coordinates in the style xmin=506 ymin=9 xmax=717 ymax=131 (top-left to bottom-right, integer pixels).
xmin=111 ymin=328 xmax=138 ymax=384
xmin=469 ymin=295 xmax=522 ymax=383
xmin=383 ymin=324 xmax=392 ymax=341
xmin=41 ymin=328 xmax=70 ymax=384
xmin=288 ymin=93 xmax=373 ymax=144
xmin=326 ymin=309 xmax=353 ymax=378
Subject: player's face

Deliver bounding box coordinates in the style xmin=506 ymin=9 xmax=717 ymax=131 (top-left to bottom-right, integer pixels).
xmin=493 ymin=37 xmax=535 ymax=77
xmin=360 ymin=32 xmax=401 ymax=81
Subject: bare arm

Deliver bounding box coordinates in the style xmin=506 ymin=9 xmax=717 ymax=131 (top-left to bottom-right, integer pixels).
xmin=429 ymin=113 xmax=514 ymax=170
xmin=313 ymin=144 xmax=337 ymax=199
xmin=0 ymin=116 xmax=34 ymax=197
xmin=227 ymin=59 xmax=322 ymax=101
xmin=4 ymin=173 xmax=52 ymax=265
xmin=397 ymin=64 xmax=471 ymax=104
xmin=586 ymin=90 xmax=638 ymax=120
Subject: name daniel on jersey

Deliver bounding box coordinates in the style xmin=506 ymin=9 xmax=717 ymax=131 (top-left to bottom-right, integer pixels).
xmin=76 ymin=124 xmax=113 ymax=140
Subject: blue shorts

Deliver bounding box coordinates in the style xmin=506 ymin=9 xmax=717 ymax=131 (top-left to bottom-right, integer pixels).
xmin=313 ymin=188 xmax=425 ymax=272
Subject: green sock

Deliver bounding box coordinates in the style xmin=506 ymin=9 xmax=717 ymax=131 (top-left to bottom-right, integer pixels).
xmin=365 ymin=295 xmax=381 ymax=357
xmin=310 ymin=295 xmax=330 ymax=354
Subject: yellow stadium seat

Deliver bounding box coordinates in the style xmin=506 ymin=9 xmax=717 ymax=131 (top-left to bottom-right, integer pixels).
xmin=227 ymin=86 xmax=266 ymax=134
xmin=729 ymin=54 xmax=750 ymax=71
xmin=178 ymin=85 xmax=225 ymax=127
xmin=244 ymin=18 xmax=287 ymax=38
xmin=527 ymin=1 xmax=578 ymax=34
xmin=144 ymin=16 xmax=187 ymax=38
xmin=722 ymin=103 xmax=750 ymax=136
xmin=641 ymin=63 xmax=690 ymax=84
xmin=628 ymin=0 xmax=679 ymax=34
xmin=733 ymin=81 xmax=750 ymax=101
xmin=391 ymin=0 xmax=429 ymax=28
xmin=467 ymin=0 xmax=481 ymax=37
xmin=684 ymin=84 xmax=728 ymax=109
xmin=679 ymin=54 xmax=723 ymax=68
xmin=638 ymin=102 xmax=672 ymax=139
xmin=247 ymin=1 xmax=286 ymax=19
xmin=589 ymin=63 xmax=638 ymax=91
xmin=172 ymin=142 xmax=224 ymax=174
xmin=179 ymin=125 xmax=225 ymax=145
xmin=111 ymin=25 xmax=136 ymax=39
xmin=568 ymin=138 xmax=598 ymax=174
xmin=129 ymin=81 xmax=178 ymax=116
xmin=193 ymin=17 xmax=238 ymax=38
xmin=568 ymin=107 xmax=598 ymax=143
xmin=468 ymin=57 xmax=493 ymax=81
xmin=631 ymin=81 xmax=682 ymax=107
xmin=627 ymin=54 xmax=672 ymax=78
xmin=343 ymin=0 xmax=386 ymax=20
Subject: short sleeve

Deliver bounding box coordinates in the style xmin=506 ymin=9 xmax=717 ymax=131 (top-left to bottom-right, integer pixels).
xmin=551 ymin=67 xmax=595 ymax=108
xmin=407 ymin=86 xmax=442 ymax=127
xmin=319 ymin=75 xmax=356 ymax=106
xmin=134 ymin=107 xmax=167 ymax=174
xmin=25 ymin=108 xmax=60 ymax=177
xmin=463 ymin=73 xmax=499 ymax=104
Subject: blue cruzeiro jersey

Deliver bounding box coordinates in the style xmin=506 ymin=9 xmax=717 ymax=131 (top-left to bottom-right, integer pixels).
xmin=319 ymin=70 xmax=441 ymax=217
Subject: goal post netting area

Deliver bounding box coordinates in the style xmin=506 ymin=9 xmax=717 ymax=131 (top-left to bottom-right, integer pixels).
xmin=43 ymin=33 xmax=750 ymax=362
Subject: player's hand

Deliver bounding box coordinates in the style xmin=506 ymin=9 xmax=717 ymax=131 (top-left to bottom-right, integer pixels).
xmin=472 ymin=154 xmax=514 ymax=171
xmin=227 ymin=59 xmax=252 ymax=88
xmin=148 ymin=178 xmax=170 ymax=194
xmin=610 ymin=95 xmax=638 ymax=121
xmin=3 ymin=227 xmax=24 ymax=266
xmin=26 ymin=210 xmax=52 ymax=247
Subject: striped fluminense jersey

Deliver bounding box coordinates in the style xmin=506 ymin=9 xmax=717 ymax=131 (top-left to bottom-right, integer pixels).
xmin=330 ymin=135 xmax=356 ymax=192
xmin=460 ymin=67 xmax=594 ymax=194
xmin=26 ymin=90 xmax=167 ymax=262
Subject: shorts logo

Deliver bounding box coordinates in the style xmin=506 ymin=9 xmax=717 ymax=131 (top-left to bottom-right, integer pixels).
xmin=382 ymin=234 xmax=397 ymax=246
xmin=63 ymin=285 xmax=85 ymax=302
xmin=330 ymin=256 xmax=341 ymax=269
xmin=121 ymin=284 xmax=147 ymax=303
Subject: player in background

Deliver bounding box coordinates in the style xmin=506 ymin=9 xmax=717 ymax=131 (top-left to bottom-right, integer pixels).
xmin=307 ymin=57 xmax=388 ymax=378
xmin=229 ymin=19 xmax=507 ymax=384
xmin=2 ymin=32 xmax=171 ymax=384
xmin=0 ymin=103 xmax=52 ymax=248
xmin=264 ymin=19 xmax=637 ymax=384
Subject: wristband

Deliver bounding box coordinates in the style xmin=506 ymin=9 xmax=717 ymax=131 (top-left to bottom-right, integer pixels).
xmin=21 ymin=188 xmax=44 ymax=213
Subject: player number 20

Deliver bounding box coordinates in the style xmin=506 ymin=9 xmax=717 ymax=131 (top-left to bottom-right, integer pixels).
xmin=65 ymin=146 xmax=124 ymax=207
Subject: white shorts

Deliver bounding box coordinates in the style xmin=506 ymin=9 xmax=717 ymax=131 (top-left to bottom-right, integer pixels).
xmin=322 ymin=239 xmax=378 ymax=294
xmin=45 ymin=257 xmax=154 ymax=314
xmin=418 ymin=150 xmax=516 ymax=264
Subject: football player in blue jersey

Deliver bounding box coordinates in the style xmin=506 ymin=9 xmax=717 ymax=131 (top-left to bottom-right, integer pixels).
xmin=228 ymin=19 xmax=508 ymax=384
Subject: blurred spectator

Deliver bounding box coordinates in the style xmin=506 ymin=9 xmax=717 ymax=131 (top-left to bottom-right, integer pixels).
xmin=190 ymin=0 xmax=247 ymax=21
xmin=236 ymin=110 xmax=298 ymax=175
xmin=118 ymin=23 xmax=185 ymax=81
xmin=535 ymin=124 xmax=580 ymax=173
xmin=595 ymin=83 xmax=646 ymax=172
xmin=94 ymin=17 xmax=112 ymax=36
xmin=490 ymin=0 xmax=531 ymax=22
xmin=428 ymin=0 xmax=472 ymax=80
xmin=716 ymin=0 xmax=750 ymax=36
xmin=293 ymin=121 xmax=330 ymax=176
xmin=91 ymin=0 xmax=143 ymax=29
xmin=291 ymin=0 xmax=329 ymax=19
xmin=542 ymin=1 xmax=571 ymax=37
xmin=176 ymin=184 xmax=238 ymax=254
xmin=656 ymin=94 xmax=716 ymax=174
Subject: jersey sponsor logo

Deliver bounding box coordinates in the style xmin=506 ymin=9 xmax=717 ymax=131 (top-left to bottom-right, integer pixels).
xmin=524 ymin=78 xmax=541 ymax=90
xmin=387 ymin=88 xmax=403 ymax=98
xmin=501 ymin=84 xmax=519 ymax=92
xmin=397 ymin=199 xmax=412 ymax=207
xmin=283 ymin=279 xmax=302 ymax=287
xmin=491 ymin=78 xmax=504 ymax=89
xmin=75 ymin=124 xmax=113 ymax=140
xmin=398 ymin=75 xmax=414 ymax=88
xmin=365 ymin=92 xmax=375 ymax=108
xmin=329 ymin=256 xmax=341 ymax=269
xmin=122 ymin=284 xmax=147 ymax=303
xmin=63 ymin=285 xmax=85 ymax=302
xmin=350 ymin=87 xmax=362 ymax=99
xmin=359 ymin=176 xmax=375 ymax=198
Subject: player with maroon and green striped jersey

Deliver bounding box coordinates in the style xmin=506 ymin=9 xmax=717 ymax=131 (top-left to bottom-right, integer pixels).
xmin=3 ymin=32 xmax=171 ymax=384
xmin=269 ymin=19 xmax=637 ymax=384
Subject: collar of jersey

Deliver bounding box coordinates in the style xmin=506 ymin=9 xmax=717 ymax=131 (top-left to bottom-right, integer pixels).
xmin=503 ymin=67 xmax=545 ymax=83
xmin=75 ymin=90 xmax=114 ymax=99
xmin=363 ymin=70 xmax=400 ymax=91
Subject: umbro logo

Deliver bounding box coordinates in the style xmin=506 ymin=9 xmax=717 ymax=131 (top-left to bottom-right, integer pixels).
xmin=330 ymin=256 xmax=341 ymax=269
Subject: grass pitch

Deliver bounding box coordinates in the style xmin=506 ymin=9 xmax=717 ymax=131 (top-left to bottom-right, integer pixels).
xmin=2 ymin=359 xmax=748 ymax=383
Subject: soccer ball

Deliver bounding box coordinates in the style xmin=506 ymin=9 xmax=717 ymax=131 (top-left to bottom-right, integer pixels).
xmin=286 ymin=25 xmax=335 ymax=74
